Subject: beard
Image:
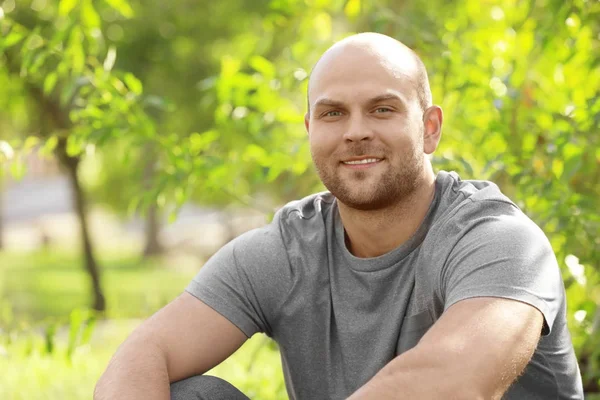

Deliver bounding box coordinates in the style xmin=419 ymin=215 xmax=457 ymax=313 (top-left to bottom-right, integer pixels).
xmin=311 ymin=141 xmax=425 ymax=211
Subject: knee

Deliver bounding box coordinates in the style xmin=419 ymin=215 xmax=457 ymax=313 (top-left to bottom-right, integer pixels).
xmin=170 ymin=375 xmax=248 ymax=400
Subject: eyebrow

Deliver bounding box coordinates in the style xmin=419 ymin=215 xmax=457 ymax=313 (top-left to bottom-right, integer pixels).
xmin=312 ymin=93 xmax=406 ymax=110
xmin=368 ymin=93 xmax=406 ymax=105
xmin=313 ymin=98 xmax=345 ymax=109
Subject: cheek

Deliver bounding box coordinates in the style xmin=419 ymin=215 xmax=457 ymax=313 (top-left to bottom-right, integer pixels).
xmin=383 ymin=117 xmax=421 ymax=142
xmin=309 ymin=126 xmax=339 ymax=152
xmin=309 ymin=134 xmax=327 ymax=160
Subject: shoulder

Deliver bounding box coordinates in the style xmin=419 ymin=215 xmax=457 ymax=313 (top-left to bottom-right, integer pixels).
xmin=230 ymin=191 xmax=335 ymax=258
xmin=430 ymin=171 xmax=558 ymax=284
xmin=276 ymin=191 xmax=336 ymax=223
xmin=435 ymin=170 xmax=517 ymax=214
xmin=434 ymin=171 xmax=545 ymax=241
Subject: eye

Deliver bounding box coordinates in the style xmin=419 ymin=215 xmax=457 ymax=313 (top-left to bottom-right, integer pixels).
xmin=374 ymin=107 xmax=392 ymax=113
xmin=325 ymin=110 xmax=343 ymax=117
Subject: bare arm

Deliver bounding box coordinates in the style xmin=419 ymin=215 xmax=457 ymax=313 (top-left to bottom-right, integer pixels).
xmin=347 ymin=297 xmax=544 ymax=399
xmin=94 ymin=292 xmax=247 ymax=400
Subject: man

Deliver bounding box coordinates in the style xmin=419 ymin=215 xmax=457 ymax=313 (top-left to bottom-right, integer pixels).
xmin=95 ymin=32 xmax=583 ymax=399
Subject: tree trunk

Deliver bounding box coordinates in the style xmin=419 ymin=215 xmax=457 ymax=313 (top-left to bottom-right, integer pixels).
xmin=4 ymin=49 xmax=105 ymax=310
xmin=142 ymin=145 xmax=163 ymax=258
xmin=143 ymin=203 xmax=163 ymax=257
xmin=58 ymin=141 xmax=106 ymax=312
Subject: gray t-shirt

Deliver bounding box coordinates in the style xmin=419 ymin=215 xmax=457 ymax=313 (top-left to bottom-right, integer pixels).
xmin=186 ymin=170 xmax=583 ymax=399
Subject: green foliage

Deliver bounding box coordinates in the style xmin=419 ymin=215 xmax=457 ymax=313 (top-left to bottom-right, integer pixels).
xmin=1 ymin=0 xmax=599 ymax=395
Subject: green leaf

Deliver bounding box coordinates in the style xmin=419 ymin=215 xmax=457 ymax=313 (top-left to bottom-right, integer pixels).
xmin=124 ymin=73 xmax=143 ymax=95
xmin=127 ymin=195 xmax=141 ymax=217
xmin=44 ymin=323 xmax=57 ymax=354
xmin=80 ymin=314 xmax=96 ymax=345
xmin=221 ymin=56 xmax=241 ymax=79
xmin=23 ymin=136 xmax=40 ymax=151
xmin=41 ymin=136 xmax=58 ymax=156
xmin=66 ymin=135 xmax=84 ymax=157
xmin=19 ymin=28 xmax=43 ymax=76
xmin=67 ymin=27 xmax=85 ymax=74
xmin=103 ymin=0 xmax=135 ymax=18
xmin=243 ymin=144 xmax=269 ymax=165
xmin=564 ymin=155 xmax=582 ymax=180
xmin=2 ymin=31 xmax=25 ymax=48
xmin=174 ymin=187 xmax=186 ymax=206
xmin=156 ymin=192 xmax=166 ymax=208
xmin=249 ymin=55 xmax=276 ymax=78
xmin=189 ymin=130 xmax=219 ymax=153
xmin=313 ymin=12 xmax=332 ymax=40
xmin=81 ymin=0 xmax=101 ymax=28
xmin=292 ymin=160 xmax=308 ymax=175
xmin=43 ymin=72 xmax=58 ymax=95
xmin=60 ymin=79 xmax=77 ymax=107
xmin=67 ymin=308 xmax=85 ymax=359
xmin=29 ymin=51 xmax=49 ymax=74
xmin=10 ymin=158 xmax=26 ymax=180
xmin=552 ymin=158 xmax=564 ymax=179
xmin=59 ymin=0 xmax=79 ymax=16
xmin=344 ymin=0 xmax=360 ymax=19
xmin=168 ymin=209 xmax=178 ymax=224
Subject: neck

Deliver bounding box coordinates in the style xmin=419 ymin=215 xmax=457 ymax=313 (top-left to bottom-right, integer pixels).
xmin=338 ymin=168 xmax=436 ymax=258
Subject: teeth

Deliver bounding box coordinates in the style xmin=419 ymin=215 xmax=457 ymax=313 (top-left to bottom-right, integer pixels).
xmin=343 ymin=158 xmax=380 ymax=165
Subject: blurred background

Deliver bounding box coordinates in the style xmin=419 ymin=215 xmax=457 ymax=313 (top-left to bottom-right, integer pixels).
xmin=0 ymin=0 xmax=598 ymax=398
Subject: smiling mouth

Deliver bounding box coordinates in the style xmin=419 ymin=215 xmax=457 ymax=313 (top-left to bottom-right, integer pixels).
xmin=341 ymin=158 xmax=382 ymax=165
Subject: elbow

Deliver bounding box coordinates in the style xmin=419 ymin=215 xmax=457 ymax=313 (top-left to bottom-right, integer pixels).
xmin=93 ymin=374 xmax=109 ymax=400
xmin=425 ymin=372 xmax=501 ymax=400
xmin=382 ymin=350 xmax=500 ymax=400
xmin=432 ymin=383 xmax=490 ymax=400
xmin=435 ymin=377 xmax=503 ymax=400
xmin=95 ymin=361 xmax=123 ymax=400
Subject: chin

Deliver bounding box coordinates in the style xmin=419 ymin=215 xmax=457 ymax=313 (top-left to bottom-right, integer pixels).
xmin=335 ymin=190 xmax=395 ymax=211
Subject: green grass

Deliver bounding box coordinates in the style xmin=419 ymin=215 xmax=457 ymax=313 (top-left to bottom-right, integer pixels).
xmin=0 ymin=320 xmax=285 ymax=400
xmin=0 ymin=249 xmax=286 ymax=399
xmin=0 ymin=249 xmax=196 ymax=321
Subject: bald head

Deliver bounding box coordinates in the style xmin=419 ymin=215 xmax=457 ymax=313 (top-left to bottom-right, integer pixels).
xmin=307 ymin=33 xmax=432 ymax=114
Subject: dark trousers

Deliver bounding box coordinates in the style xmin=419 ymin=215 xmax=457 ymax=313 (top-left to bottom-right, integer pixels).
xmin=170 ymin=375 xmax=250 ymax=400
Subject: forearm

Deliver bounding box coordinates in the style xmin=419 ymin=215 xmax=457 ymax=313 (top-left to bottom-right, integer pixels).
xmin=94 ymin=335 xmax=170 ymax=400
xmin=347 ymin=348 xmax=486 ymax=400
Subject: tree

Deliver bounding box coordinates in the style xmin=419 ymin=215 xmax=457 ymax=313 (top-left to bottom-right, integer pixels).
xmin=0 ymin=0 xmax=153 ymax=311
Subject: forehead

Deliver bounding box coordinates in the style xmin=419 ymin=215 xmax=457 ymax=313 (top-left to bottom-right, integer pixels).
xmin=308 ymin=45 xmax=420 ymax=109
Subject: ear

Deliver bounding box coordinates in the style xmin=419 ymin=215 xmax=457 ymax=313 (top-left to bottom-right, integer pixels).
xmin=304 ymin=112 xmax=310 ymax=135
xmin=422 ymin=106 xmax=443 ymax=154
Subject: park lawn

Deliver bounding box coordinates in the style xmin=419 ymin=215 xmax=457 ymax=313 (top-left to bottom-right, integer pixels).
xmin=0 ymin=250 xmax=286 ymax=399
xmin=0 ymin=249 xmax=198 ymax=321
xmin=0 ymin=320 xmax=285 ymax=400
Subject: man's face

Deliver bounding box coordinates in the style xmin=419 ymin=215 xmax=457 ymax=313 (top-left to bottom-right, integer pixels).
xmin=306 ymin=46 xmax=427 ymax=211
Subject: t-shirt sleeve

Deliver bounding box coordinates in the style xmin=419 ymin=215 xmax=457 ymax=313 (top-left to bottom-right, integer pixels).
xmin=440 ymin=202 xmax=564 ymax=336
xmin=185 ymin=220 xmax=291 ymax=338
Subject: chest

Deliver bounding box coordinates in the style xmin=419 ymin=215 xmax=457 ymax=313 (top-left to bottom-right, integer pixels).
xmin=272 ymin=253 xmax=440 ymax=399
xmin=275 ymin=250 xmax=440 ymax=352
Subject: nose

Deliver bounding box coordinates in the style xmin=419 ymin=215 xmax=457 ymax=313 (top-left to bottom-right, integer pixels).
xmin=343 ymin=114 xmax=374 ymax=142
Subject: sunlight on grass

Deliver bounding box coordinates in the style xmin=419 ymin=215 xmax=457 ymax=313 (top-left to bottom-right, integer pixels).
xmin=0 ymin=250 xmax=286 ymax=399
xmin=0 ymin=250 xmax=196 ymax=320
xmin=0 ymin=320 xmax=285 ymax=399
